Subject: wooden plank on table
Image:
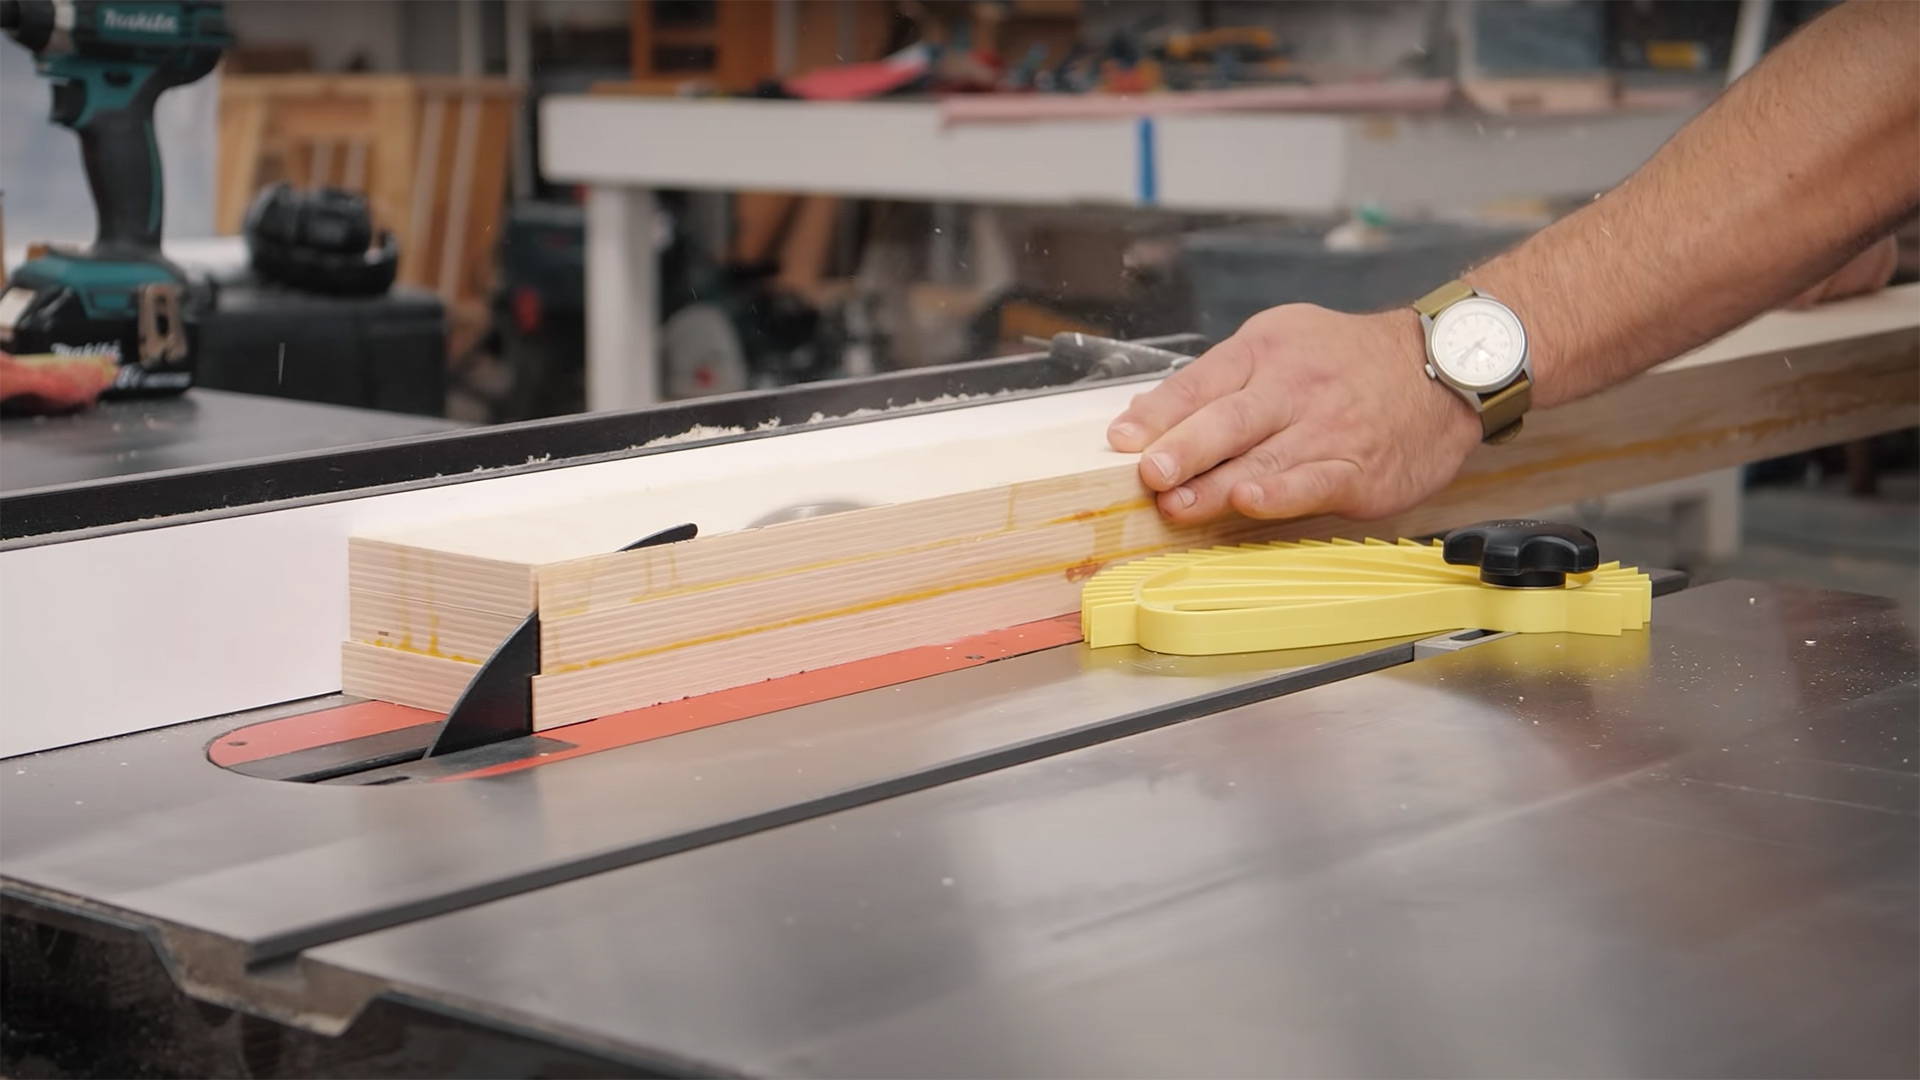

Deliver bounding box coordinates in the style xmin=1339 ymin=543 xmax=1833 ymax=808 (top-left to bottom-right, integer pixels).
xmin=348 ymin=588 xmax=522 ymax=666
xmin=714 ymin=0 xmax=776 ymax=90
xmin=215 ymin=74 xmax=517 ymax=309
xmin=403 ymin=91 xmax=446 ymax=292
xmin=341 ymin=641 xmax=482 ymax=714
xmin=215 ymin=91 xmax=270 ymax=234
xmin=436 ymin=95 xmax=485 ymax=300
xmin=341 ymin=288 xmax=1920 ymax=725
xmin=365 ymin=80 xmax=418 ymax=262
xmin=347 ymin=537 xmax=535 ymax=617
xmin=1461 ymin=77 xmax=1617 ymax=116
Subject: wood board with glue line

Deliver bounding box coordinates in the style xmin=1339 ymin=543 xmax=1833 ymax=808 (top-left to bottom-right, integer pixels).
xmin=343 ymin=287 xmax=1920 ymax=730
xmin=344 ymin=418 xmax=1278 ymax=723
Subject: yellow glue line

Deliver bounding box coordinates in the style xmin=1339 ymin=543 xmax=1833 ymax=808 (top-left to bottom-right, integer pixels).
xmin=1043 ymin=496 xmax=1156 ymax=525
xmin=355 ymin=637 xmax=484 ymax=665
xmin=537 ymin=493 xmax=1153 ymax=613
xmin=547 ymin=534 xmax=1178 ymax=674
xmin=611 ymin=524 xmax=1015 ymax=607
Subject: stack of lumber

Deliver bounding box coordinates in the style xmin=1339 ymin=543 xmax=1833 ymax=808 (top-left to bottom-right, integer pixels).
xmin=343 ymin=288 xmax=1919 ymax=731
xmin=217 ymin=74 xmax=522 ymax=312
xmin=346 ymin=416 xmax=1274 ymax=727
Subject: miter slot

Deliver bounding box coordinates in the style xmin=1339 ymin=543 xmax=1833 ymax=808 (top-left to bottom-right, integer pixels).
xmin=1409 ymin=567 xmax=1686 ymax=659
xmin=1413 ymin=628 xmax=1517 ymax=658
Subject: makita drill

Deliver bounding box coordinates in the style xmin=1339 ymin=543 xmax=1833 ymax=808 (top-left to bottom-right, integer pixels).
xmin=0 ymin=1 xmax=229 ymax=394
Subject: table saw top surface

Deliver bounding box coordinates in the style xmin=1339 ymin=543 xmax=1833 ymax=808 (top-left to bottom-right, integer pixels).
xmin=3 ymin=578 xmax=1913 ymax=1076
xmin=0 ymin=389 xmax=463 ymax=495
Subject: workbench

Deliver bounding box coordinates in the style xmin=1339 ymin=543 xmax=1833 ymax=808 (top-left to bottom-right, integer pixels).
xmin=537 ymin=96 xmax=1699 ymax=411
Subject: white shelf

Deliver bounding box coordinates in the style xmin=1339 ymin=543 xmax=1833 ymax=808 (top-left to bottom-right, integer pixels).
xmin=541 ymin=95 xmax=1698 ymax=215
xmin=537 ymin=95 xmax=1701 ymax=411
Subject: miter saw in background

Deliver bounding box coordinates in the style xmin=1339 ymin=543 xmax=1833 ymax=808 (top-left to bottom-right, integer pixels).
xmin=486 ymin=197 xmax=831 ymax=418
xmin=657 ymin=254 xmax=825 ymax=400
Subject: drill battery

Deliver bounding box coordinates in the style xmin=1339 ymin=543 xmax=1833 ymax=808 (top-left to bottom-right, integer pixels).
xmin=0 ymin=249 xmax=204 ymax=396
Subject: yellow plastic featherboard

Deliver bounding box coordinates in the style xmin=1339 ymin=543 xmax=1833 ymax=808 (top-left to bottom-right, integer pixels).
xmin=1081 ymin=536 xmax=1652 ymax=655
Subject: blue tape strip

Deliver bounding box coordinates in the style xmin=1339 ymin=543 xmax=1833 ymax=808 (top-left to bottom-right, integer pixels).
xmin=1137 ymin=116 xmax=1158 ymax=205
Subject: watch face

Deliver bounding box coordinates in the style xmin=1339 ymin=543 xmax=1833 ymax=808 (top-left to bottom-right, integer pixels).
xmin=1429 ymin=297 xmax=1527 ymax=392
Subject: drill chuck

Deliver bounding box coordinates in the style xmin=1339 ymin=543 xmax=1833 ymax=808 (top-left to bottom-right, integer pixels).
xmin=1 ymin=0 xmax=54 ymax=50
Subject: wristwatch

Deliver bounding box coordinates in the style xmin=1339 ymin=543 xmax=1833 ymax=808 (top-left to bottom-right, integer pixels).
xmin=1412 ymin=280 xmax=1532 ymax=444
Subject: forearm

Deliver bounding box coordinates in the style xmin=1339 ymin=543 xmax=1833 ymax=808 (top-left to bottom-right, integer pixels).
xmin=1464 ymin=0 xmax=1920 ymax=408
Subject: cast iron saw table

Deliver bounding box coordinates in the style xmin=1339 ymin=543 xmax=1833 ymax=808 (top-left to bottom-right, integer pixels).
xmin=2 ymin=576 xmax=1914 ymax=1078
xmin=0 ymin=388 xmax=463 ymax=496
xmin=1 ymin=334 xmax=1914 ymax=1077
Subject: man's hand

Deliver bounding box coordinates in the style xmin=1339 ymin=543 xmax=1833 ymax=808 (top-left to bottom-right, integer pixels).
xmin=1105 ymin=305 xmax=1483 ymax=525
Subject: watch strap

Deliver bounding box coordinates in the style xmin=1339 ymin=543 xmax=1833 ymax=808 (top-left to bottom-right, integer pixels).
xmin=1478 ymin=374 xmax=1531 ymax=443
xmin=1412 ymin=279 xmax=1476 ymax=318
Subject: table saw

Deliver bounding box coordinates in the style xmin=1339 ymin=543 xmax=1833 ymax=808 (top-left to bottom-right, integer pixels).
xmin=1 ymin=330 xmax=1915 ymax=1078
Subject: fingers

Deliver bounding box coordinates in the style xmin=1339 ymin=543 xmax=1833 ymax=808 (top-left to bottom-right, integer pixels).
xmin=1824 ymin=234 xmax=1899 ymax=302
xmin=1106 ymin=337 xmax=1257 ymax=453
xmin=1136 ymin=390 xmax=1281 ymax=491
xmin=1154 ymin=442 xmax=1358 ymax=527
xmin=1230 ymin=459 xmax=1359 ymax=520
xmin=1153 ymin=428 xmax=1307 ymax=523
xmin=1792 ymin=235 xmax=1899 ymax=308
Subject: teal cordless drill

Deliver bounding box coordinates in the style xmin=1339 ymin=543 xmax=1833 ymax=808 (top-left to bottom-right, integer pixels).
xmin=0 ymin=0 xmax=229 ymax=394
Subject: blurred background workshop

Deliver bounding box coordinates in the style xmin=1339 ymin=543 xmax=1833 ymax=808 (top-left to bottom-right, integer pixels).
xmin=1 ymin=0 xmax=1914 ymax=598
xmin=1 ymin=2 xmax=1916 ymax=1077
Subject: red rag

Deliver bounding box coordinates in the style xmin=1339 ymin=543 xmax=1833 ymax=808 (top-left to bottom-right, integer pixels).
xmin=0 ymin=350 xmax=118 ymax=415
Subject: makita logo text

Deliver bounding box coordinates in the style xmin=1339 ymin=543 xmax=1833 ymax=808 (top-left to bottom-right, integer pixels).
xmin=52 ymin=341 xmax=122 ymax=358
xmin=103 ymin=8 xmax=180 ymax=33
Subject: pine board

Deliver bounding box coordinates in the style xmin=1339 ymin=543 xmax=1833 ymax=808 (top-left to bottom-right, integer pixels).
xmin=348 ymin=589 xmax=523 ymax=666
xmin=4 ymin=379 xmax=1153 ymax=757
xmin=341 ymin=641 xmax=482 ymax=713
xmin=342 ymin=292 xmax=1920 ymax=726
xmin=341 ymin=415 xmax=1142 ymax=660
xmin=351 ymin=413 xmax=1130 ymax=565
xmin=347 ymin=542 xmax=539 ymax=619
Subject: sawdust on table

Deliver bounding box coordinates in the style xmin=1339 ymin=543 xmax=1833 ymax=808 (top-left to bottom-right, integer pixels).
xmin=628 ymin=389 xmax=1016 ymax=451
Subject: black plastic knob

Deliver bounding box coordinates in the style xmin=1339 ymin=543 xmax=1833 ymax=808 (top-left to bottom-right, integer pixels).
xmin=1442 ymin=519 xmax=1599 ymax=588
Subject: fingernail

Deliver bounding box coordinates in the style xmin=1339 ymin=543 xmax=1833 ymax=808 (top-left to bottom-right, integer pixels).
xmin=1172 ymin=485 xmax=1196 ymax=508
xmin=1109 ymin=421 xmax=1142 ymax=446
xmin=1234 ymin=482 xmax=1263 ymax=511
xmin=1147 ymin=452 xmax=1177 ymax=485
